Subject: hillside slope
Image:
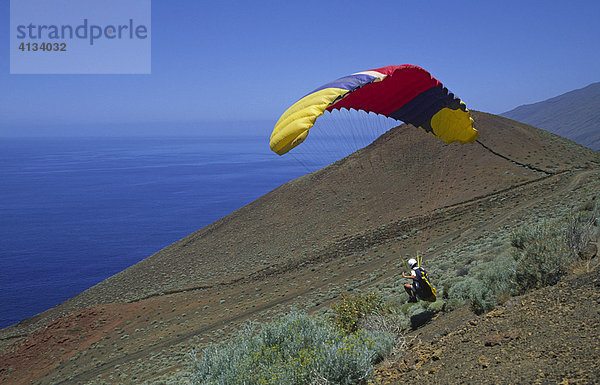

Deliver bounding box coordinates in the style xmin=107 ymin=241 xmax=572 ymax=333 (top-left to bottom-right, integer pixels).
xmin=1 ymin=112 xmax=599 ymax=384
xmin=502 ymin=82 xmax=600 ymax=151
xmin=7 ymin=112 xmax=598 ymax=325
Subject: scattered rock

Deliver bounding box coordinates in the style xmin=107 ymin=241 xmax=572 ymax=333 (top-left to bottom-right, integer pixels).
xmin=504 ymin=328 xmax=519 ymax=340
xmin=484 ymin=334 xmax=503 ymax=346
xmin=478 ymin=355 xmax=490 ymax=368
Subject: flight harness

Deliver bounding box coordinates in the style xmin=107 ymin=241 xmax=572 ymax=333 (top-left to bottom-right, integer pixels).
xmin=413 ymin=266 xmax=437 ymax=302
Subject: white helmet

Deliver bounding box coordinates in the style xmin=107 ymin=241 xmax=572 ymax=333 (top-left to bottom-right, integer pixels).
xmin=408 ymin=258 xmax=418 ymax=269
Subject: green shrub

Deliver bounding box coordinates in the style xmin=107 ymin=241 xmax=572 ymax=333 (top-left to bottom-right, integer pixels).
xmin=511 ymin=228 xmax=535 ymax=249
xmin=479 ymin=254 xmax=517 ymax=299
xmin=189 ymin=311 xmax=394 ymax=385
xmin=512 ymin=222 xmax=572 ymax=293
xmin=448 ymin=276 xmax=493 ymax=314
xmin=464 ymin=279 xmax=497 ymax=314
xmin=426 ymin=300 xmax=445 ymax=313
xmin=513 ymin=236 xmax=572 ymax=292
xmin=359 ymin=309 xmax=410 ymax=339
xmin=445 ymin=298 xmax=465 ymax=312
xmin=332 ymin=292 xmax=385 ymax=334
xmin=448 ymin=255 xmax=516 ymax=314
xmin=565 ymin=203 xmax=598 ymax=258
xmin=450 ymin=219 xmax=578 ymax=313
xmin=400 ymin=302 xmax=417 ymax=315
xmin=439 ymin=277 xmax=465 ymax=299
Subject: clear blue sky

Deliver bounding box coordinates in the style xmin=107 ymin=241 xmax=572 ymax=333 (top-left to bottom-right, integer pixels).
xmin=2 ymin=0 xmax=599 ymax=136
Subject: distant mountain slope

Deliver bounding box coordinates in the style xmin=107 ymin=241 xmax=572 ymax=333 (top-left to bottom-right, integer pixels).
xmin=502 ymin=82 xmax=600 ymax=151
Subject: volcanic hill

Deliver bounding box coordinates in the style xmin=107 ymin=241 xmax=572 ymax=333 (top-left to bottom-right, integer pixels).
xmin=1 ymin=111 xmax=599 ymax=384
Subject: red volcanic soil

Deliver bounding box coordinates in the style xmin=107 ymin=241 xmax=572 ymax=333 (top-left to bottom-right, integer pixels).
xmin=1 ymin=303 xmax=141 ymax=384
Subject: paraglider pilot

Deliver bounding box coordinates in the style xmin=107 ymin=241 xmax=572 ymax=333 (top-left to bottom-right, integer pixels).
xmin=402 ymin=258 xmax=437 ymax=303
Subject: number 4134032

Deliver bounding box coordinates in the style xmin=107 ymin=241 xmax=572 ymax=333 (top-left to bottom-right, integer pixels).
xmin=18 ymin=42 xmax=67 ymax=52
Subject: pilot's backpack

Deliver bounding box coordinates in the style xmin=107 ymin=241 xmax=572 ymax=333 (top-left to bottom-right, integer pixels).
xmin=414 ymin=267 xmax=437 ymax=302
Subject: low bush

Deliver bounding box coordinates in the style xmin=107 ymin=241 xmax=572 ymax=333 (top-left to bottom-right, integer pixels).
xmin=512 ymin=222 xmax=572 ymax=293
xmin=565 ymin=201 xmax=599 ymax=258
xmin=444 ymin=297 xmax=465 ymax=312
xmin=400 ymin=302 xmax=417 ymax=315
xmin=448 ymin=254 xmax=516 ymax=314
xmin=448 ymin=277 xmax=489 ymax=314
xmin=452 ymin=217 xmax=583 ymax=313
xmin=359 ymin=309 xmax=411 ymax=353
xmin=479 ymin=254 xmax=516 ymax=299
xmin=331 ymin=292 xmax=385 ymax=334
xmin=425 ymin=299 xmax=445 ymax=313
xmin=189 ymin=311 xmax=394 ymax=385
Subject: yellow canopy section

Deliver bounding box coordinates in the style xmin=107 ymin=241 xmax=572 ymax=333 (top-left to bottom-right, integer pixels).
xmin=270 ymin=87 xmax=348 ymax=155
xmin=429 ymin=104 xmax=478 ymax=144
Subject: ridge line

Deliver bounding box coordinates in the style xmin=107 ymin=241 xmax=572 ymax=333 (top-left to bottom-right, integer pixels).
xmin=475 ymin=139 xmax=554 ymax=175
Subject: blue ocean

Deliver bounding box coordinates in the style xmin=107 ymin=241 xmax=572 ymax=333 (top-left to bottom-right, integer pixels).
xmin=0 ymin=134 xmax=317 ymax=329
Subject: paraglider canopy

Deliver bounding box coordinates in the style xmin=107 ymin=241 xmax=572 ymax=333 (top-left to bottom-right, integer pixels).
xmin=270 ymin=65 xmax=478 ymax=155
